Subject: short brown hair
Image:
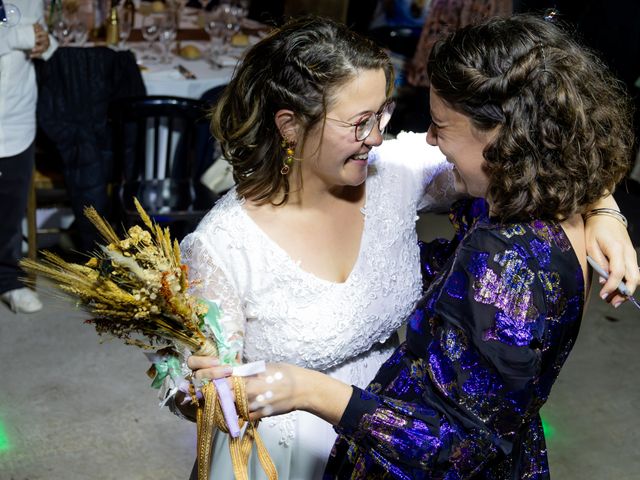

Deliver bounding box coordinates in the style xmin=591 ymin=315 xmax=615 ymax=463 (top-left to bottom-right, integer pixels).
xmin=211 ymin=16 xmax=393 ymax=205
xmin=428 ymin=15 xmax=634 ymax=221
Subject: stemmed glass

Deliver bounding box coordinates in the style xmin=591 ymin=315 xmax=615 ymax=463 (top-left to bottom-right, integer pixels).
xmin=118 ymin=14 xmax=132 ymax=50
xmin=212 ymin=3 xmax=239 ymax=48
xmin=53 ymin=18 xmax=74 ymax=45
xmin=71 ymin=21 xmax=88 ymax=46
xmin=204 ymin=17 xmax=224 ymax=67
xmin=141 ymin=15 xmax=161 ymax=62
xmin=158 ymin=14 xmax=177 ymax=64
xmin=232 ymin=0 xmax=249 ymax=23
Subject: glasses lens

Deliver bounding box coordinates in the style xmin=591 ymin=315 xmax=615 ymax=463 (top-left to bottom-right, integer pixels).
xmin=379 ymin=101 xmax=395 ymax=131
xmin=355 ymin=102 xmax=396 ymax=141
xmin=355 ymin=114 xmax=376 ymax=141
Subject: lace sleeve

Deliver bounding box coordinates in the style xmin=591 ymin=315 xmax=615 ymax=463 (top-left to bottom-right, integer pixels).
xmin=180 ymin=232 xmax=246 ymax=349
xmin=159 ymin=231 xmax=247 ymax=417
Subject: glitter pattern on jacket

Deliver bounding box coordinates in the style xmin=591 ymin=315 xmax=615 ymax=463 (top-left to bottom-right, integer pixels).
xmin=325 ymin=199 xmax=584 ymax=479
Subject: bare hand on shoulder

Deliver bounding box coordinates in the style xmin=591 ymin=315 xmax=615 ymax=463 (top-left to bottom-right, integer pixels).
xmin=585 ymin=213 xmax=639 ymax=306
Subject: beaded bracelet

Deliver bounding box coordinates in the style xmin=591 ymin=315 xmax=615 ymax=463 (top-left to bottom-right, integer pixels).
xmin=583 ymin=208 xmax=628 ymax=228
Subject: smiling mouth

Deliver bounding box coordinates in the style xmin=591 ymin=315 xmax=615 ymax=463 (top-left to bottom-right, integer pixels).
xmin=349 ymin=153 xmax=369 ymax=162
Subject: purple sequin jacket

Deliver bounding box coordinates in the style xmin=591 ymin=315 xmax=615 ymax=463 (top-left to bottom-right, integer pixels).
xmin=325 ymin=199 xmax=585 ymax=479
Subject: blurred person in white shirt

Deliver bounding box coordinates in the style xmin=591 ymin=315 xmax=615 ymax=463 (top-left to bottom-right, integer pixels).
xmin=0 ymin=0 xmax=56 ymax=313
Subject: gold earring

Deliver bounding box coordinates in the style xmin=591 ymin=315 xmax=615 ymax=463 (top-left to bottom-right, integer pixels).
xmin=280 ymin=138 xmax=295 ymax=175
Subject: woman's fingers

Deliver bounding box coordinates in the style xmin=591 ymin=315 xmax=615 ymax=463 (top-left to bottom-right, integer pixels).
xmin=187 ymin=355 xmax=220 ymax=369
xmin=595 ymin=239 xmax=639 ymax=307
xmin=192 ymin=365 xmax=233 ymax=381
xmin=187 ymin=355 xmax=232 ymax=380
xmin=622 ymin=244 xmax=639 ymax=295
xmin=583 ymin=211 xmax=638 ymax=302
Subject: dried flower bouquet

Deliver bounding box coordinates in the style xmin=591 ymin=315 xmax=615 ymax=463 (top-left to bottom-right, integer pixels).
xmin=20 ymin=199 xmax=276 ymax=480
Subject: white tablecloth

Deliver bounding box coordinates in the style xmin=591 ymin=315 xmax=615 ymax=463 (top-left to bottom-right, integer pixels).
xmin=135 ymin=42 xmax=239 ymax=98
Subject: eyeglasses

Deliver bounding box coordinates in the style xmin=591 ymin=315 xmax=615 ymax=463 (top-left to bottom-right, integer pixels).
xmin=326 ymin=100 xmax=396 ymax=142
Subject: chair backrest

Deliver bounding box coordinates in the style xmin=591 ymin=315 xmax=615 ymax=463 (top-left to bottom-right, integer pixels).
xmin=109 ymin=96 xmax=217 ymax=221
xmin=110 ymin=95 xmax=210 ymax=183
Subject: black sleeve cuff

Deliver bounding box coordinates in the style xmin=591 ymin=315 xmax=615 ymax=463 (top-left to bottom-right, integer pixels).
xmin=336 ymin=386 xmax=380 ymax=436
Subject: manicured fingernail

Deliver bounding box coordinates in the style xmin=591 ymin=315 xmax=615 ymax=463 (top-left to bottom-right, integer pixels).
xmin=598 ymin=277 xmax=606 ymax=285
xmin=613 ymin=301 xmax=622 ymax=309
xmin=601 ymin=292 xmax=609 ymax=300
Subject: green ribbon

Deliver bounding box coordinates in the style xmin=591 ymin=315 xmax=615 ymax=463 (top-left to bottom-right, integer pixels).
xmin=201 ymin=300 xmax=239 ymax=366
xmin=150 ymin=355 xmax=182 ymax=389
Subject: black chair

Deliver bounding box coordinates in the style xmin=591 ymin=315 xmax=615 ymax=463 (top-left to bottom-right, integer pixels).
xmin=109 ymin=96 xmax=218 ymax=237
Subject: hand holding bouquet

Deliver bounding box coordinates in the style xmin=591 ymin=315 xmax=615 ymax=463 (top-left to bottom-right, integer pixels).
xmin=20 ymin=199 xmax=276 ymax=480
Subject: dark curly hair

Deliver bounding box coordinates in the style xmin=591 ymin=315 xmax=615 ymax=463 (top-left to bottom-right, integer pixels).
xmin=427 ymin=14 xmax=634 ymax=221
xmin=211 ymin=16 xmax=394 ymax=205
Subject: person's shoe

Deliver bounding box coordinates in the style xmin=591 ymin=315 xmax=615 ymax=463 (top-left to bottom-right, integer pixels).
xmin=1 ymin=288 xmax=43 ymax=314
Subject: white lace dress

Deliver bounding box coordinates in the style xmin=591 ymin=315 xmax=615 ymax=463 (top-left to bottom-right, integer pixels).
xmin=177 ymin=133 xmax=451 ymax=479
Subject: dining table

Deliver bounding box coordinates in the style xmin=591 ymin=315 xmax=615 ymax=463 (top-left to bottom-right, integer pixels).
xmin=133 ymin=7 xmax=267 ymax=98
xmin=134 ymin=40 xmax=242 ymax=98
xmin=61 ymin=7 xmax=269 ymax=100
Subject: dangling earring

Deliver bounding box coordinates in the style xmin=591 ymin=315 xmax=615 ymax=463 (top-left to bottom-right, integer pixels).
xmin=280 ymin=137 xmax=296 ymax=175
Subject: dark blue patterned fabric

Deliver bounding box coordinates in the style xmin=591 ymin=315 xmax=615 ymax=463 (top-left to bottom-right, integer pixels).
xmin=325 ymin=199 xmax=584 ymax=479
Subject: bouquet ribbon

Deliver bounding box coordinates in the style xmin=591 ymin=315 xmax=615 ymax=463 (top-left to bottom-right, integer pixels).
xmin=196 ymin=377 xmax=278 ymax=480
xmin=149 ymin=355 xmax=182 ymax=389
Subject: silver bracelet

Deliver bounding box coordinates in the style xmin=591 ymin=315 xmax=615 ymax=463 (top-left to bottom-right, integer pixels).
xmin=583 ymin=208 xmax=628 ymax=228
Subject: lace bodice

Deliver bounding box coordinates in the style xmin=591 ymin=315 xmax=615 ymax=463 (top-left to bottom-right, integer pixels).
xmin=180 ymin=133 xmax=451 ymax=373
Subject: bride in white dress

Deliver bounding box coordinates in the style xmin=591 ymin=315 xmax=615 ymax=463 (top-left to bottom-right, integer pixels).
xmin=169 ymin=16 xmax=635 ymax=480
xmin=167 ymin=17 xmax=451 ymax=479
xmin=180 ymin=129 xmax=450 ymax=479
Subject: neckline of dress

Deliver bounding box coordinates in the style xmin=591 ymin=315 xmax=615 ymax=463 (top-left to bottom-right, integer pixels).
xmin=232 ymin=180 xmax=375 ymax=287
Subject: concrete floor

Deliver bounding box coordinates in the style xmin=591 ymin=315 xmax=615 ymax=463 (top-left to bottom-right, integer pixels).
xmin=1 ymin=212 xmax=639 ymax=479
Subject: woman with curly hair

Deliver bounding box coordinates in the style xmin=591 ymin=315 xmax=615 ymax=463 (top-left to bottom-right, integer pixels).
xmin=223 ymin=15 xmax=637 ymax=478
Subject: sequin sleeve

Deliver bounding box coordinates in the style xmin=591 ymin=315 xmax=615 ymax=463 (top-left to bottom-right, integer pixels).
xmin=332 ymin=221 xmax=583 ymax=477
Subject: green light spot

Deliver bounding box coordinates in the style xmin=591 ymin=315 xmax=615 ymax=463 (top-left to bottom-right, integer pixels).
xmin=0 ymin=420 xmax=10 ymax=452
xmin=541 ymin=417 xmax=556 ymax=440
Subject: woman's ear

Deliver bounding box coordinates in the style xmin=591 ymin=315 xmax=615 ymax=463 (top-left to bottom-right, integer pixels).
xmin=274 ymin=109 xmax=299 ymax=144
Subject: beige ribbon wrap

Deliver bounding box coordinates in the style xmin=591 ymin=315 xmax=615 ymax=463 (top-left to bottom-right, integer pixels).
xmin=193 ymin=343 xmax=277 ymax=480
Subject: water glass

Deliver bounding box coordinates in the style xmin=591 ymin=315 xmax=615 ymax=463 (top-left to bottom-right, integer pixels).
xmin=118 ymin=16 xmax=132 ymax=50
xmin=141 ymin=15 xmax=161 ymax=61
xmin=53 ymin=19 xmax=74 ymax=45
xmin=158 ymin=15 xmax=177 ymax=64
xmin=72 ymin=21 xmax=88 ymax=45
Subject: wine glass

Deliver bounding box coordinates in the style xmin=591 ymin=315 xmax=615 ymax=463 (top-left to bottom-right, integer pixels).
xmin=118 ymin=15 xmax=132 ymax=50
xmin=232 ymin=0 xmax=249 ymax=23
xmin=0 ymin=2 xmax=21 ymax=28
xmin=219 ymin=3 xmax=240 ymax=47
xmin=141 ymin=15 xmax=161 ymax=62
xmin=53 ymin=18 xmax=74 ymax=46
xmin=204 ymin=17 xmax=225 ymax=67
xmin=71 ymin=21 xmax=88 ymax=46
xmin=158 ymin=14 xmax=177 ymax=64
